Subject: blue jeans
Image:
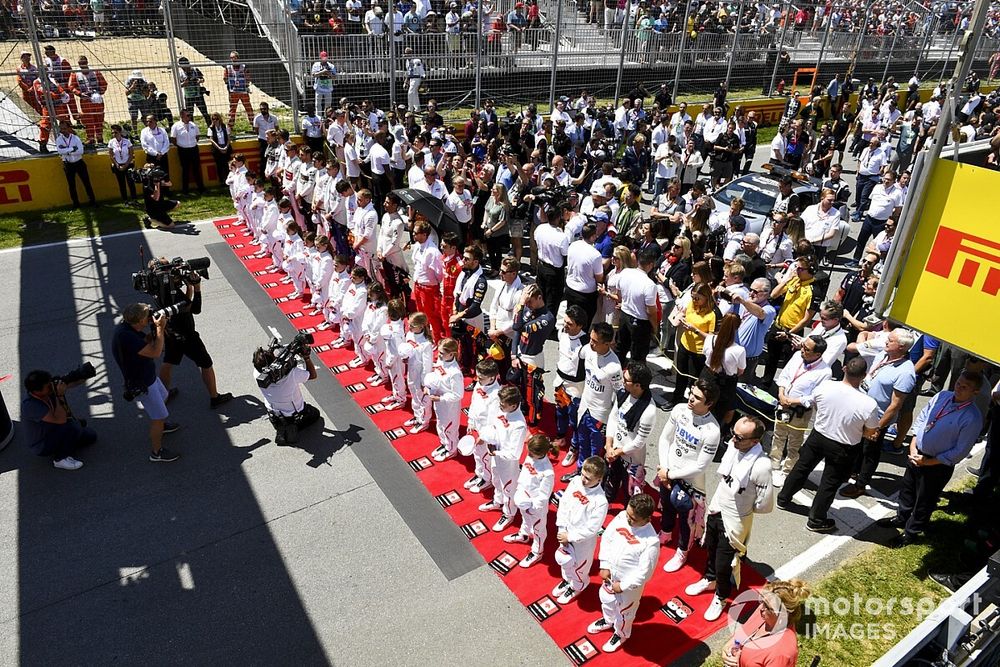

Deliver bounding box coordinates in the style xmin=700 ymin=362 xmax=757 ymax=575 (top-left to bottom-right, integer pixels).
xmin=853 ymin=215 xmax=886 ymax=260
xmin=575 ymin=410 xmax=607 ymax=470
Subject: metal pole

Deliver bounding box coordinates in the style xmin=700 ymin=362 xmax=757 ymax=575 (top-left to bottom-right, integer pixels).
xmin=881 ymin=26 xmax=901 ymax=83
xmin=613 ymin=0 xmax=632 ymax=107
xmin=767 ymin=0 xmax=792 ymax=97
xmin=874 ymin=0 xmax=991 ymax=313
xmin=913 ymin=11 xmax=937 ymax=78
xmin=283 ymin=0 xmax=300 ymax=132
xmin=672 ymin=0 xmax=693 ymax=102
xmin=813 ymin=1 xmax=835 ymax=80
xmin=847 ymin=0 xmax=874 ymax=76
xmin=475 ymin=1 xmax=483 ymax=109
xmin=724 ymin=0 xmax=745 ymax=89
xmin=548 ymin=0 xmax=563 ymax=112
xmin=942 ymin=19 xmax=962 ymax=78
xmin=388 ymin=0 xmax=397 ymax=109
xmin=162 ymin=0 xmax=185 ymax=119
xmin=22 ymin=0 xmax=59 ymax=142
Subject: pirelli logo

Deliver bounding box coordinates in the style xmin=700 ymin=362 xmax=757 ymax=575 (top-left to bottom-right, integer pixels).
xmin=925 ymin=226 xmax=1000 ymax=296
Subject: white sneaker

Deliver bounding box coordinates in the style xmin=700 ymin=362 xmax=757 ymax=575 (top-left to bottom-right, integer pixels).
xmin=557 ymin=584 xmax=586 ymax=605
xmin=403 ymin=417 xmax=419 ymax=427
xmin=432 ymin=449 xmax=456 ymax=462
xmin=503 ymin=533 xmax=531 ymax=544
xmin=601 ymin=633 xmax=624 ymax=653
xmin=551 ymin=580 xmax=571 ymax=597
xmin=316 ymin=321 xmax=332 ymax=331
xmin=478 ymin=501 xmax=501 ymax=512
xmin=663 ymin=549 xmax=687 ymax=573
xmin=561 ymin=449 xmax=577 ymax=467
xmin=703 ymin=595 xmax=727 ymax=621
xmin=53 ymin=456 xmax=83 ymax=470
xmin=685 ymin=578 xmax=716 ymax=596
xmin=772 ymin=470 xmax=786 ymax=487
xmin=519 ymin=551 xmax=541 ymax=568
xmin=492 ymin=514 xmax=513 ymax=532
xmin=408 ymin=423 xmax=429 ymax=435
xmin=463 ymin=475 xmax=480 ymax=489
xmin=469 ymin=479 xmax=493 ymax=494
xmin=587 ymin=617 xmax=613 ymax=634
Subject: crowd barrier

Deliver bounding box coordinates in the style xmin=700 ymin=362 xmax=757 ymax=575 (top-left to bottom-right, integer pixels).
xmin=1 ymin=84 xmax=994 ymax=214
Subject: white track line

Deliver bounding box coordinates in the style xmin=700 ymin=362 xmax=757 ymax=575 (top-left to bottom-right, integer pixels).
xmin=0 ymin=218 xmax=221 ymax=255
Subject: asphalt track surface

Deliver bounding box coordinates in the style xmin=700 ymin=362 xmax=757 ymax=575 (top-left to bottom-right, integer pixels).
xmin=0 ymin=144 xmax=979 ymax=665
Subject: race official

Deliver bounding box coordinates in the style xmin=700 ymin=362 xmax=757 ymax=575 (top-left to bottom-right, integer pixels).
xmin=878 ymin=372 xmax=984 ymax=547
xmin=777 ymin=357 xmax=880 ymax=532
xmin=55 ymin=120 xmax=96 ymax=208
xmin=533 ymin=211 xmax=570 ymax=318
xmin=171 ymin=109 xmax=205 ymax=194
xmin=616 ymin=248 xmax=659 ymax=364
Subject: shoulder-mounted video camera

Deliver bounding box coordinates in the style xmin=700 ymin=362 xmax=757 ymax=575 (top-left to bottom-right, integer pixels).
xmin=128 ymin=163 xmax=168 ymax=187
xmin=255 ymin=332 xmax=314 ymax=388
xmin=133 ymin=256 xmax=211 ymax=307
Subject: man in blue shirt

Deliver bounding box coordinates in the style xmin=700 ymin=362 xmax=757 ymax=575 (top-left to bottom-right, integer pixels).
xmin=21 ymin=370 xmax=97 ymax=470
xmin=888 ymin=333 xmax=940 ymax=450
xmin=841 ymin=328 xmax=917 ymax=498
xmin=732 ymin=277 xmax=777 ymax=384
xmin=878 ymin=371 xmax=984 ymax=547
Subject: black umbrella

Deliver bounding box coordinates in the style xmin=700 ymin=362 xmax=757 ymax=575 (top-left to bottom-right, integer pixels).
xmin=392 ymin=188 xmax=463 ymax=238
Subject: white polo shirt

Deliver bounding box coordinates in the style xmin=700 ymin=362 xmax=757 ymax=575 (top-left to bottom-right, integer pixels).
xmin=809 ymin=378 xmax=880 ymax=446
xmin=534 ymin=223 xmax=570 ymax=268
xmin=565 ymin=240 xmax=603 ymax=293
xmin=170 ymin=120 xmax=199 ymax=148
xmin=617 ymin=267 xmax=657 ymax=320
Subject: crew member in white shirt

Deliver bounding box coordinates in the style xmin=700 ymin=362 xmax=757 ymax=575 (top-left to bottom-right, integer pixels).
xmin=170 ymin=109 xmax=204 ymax=194
xmin=56 ymin=120 xmax=96 ymax=207
xmin=107 ymin=123 xmax=137 ymax=202
xmin=852 ymin=169 xmax=903 ymax=264
xmin=533 ymin=210 xmax=570 ymax=317
xmin=777 ymin=357 xmax=881 ymax=533
xmin=563 ymin=222 xmax=605 ymax=328
xmin=770 ymin=335 xmax=832 ymax=484
xmin=351 ymin=188 xmax=379 ymax=276
xmin=140 ymin=114 xmax=170 ymax=174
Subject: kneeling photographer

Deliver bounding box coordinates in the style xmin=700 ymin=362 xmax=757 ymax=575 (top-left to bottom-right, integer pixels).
xmin=254 ymin=333 xmax=320 ymax=446
xmin=135 ymin=256 xmax=233 ymax=410
xmin=21 ymin=364 xmax=97 ymax=470
xmin=132 ymin=163 xmax=179 ymax=230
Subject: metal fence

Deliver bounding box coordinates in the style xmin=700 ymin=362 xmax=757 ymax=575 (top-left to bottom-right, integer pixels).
xmin=1 ymin=0 xmax=998 ymax=159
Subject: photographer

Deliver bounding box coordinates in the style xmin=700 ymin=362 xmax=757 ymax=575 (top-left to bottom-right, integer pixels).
xmin=21 ymin=369 xmax=97 ymax=470
xmin=177 ymin=57 xmax=211 ymax=126
xmin=253 ymin=340 xmax=320 ymax=446
xmin=111 ymin=303 xmax=181 ymax=463
xmin=139 ymin=165 xmax=180 ymax=230
xmin=151 ymin=259 xmax=233 ymax=410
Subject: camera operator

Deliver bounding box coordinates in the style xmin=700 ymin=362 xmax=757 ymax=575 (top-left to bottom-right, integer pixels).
xmin=140 ymin=165 xmax=180 ymax=230
xmin=21 ymin=369 xmax=97 ymax=470
xmin=152 ymin=260 xmax=233 ymax=410
xmin=111 ymin=303 xmax=180 ymax=462
xmin=253 ymin=341 xmax=320 ymax=446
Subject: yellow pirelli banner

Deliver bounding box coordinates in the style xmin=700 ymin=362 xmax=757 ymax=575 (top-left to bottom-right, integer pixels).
xmin=889 ymin=159 xmax=1000 ymax=362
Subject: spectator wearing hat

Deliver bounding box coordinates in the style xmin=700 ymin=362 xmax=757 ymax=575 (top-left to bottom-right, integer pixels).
xmin=311 ymin=52 xmax=337 ymax=115
xmin=507 ymin=2 xmax=528 ymax=53
xmin=177 ymin=57 xmax=211 ymax=126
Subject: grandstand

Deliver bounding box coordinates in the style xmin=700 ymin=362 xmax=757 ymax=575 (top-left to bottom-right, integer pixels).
xmin=1 ymin=0 xmax=999 ymax=159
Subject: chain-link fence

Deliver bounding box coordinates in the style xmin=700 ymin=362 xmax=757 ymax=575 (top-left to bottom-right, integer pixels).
xmin=1 ymin=0 xmax=998 ymax=159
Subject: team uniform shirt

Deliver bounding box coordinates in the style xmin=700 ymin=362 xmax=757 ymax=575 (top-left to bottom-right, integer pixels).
xmin=606 ymin=392 xmax=657 ymax=472
xmin=511 ymin=306 xmax=555 ymax=369
xmin=140 ymin=125 xmax=170 ymax=157
xmin=577 ymin=346 xmax=624 ymax=424
xmin=252 ymin=113 xmax=278 ymax=141
xmin=454 ymin=266 xmax=488 ymax=331
xmin=556 ymin=476 xmax=609 ymax=545
xmin=56 ymin=133 xmax=85 ymax=163
xmin=513 ymin=456 xmax=555 ymax=513
xmin=352 ymin=202 xmax=379 ymax=256
xmin=297 ymin=162 xmax=318 ymax=203
xmin=565 ymin=241 xmax=604 ymax=294
xmin=484 ymin=278 xmax=520 ymax=341
xmin=810 ymin=323 xmax=848 ymax=368
xmin=597 ymin=511 xmax=659 ymax=592
xmin=411 ymin=238 xmax=443 ymax=286
xmin=660 ymin=404 xmax=720 ymax=494
xmin=468 ymin=380 xmax=501 ymax=435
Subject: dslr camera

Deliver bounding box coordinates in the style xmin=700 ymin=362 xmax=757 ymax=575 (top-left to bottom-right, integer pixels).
xmin=255 ymin=333 xmax=315 ymax=389
xmin=53 ymin=362 xmax=97 ymax=386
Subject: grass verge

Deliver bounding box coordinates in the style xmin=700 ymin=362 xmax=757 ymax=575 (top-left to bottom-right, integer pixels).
xmin=704 ymin=478 xmax=980 ymax=667
xmin=0 ymin=188 xmax=235 ymax=250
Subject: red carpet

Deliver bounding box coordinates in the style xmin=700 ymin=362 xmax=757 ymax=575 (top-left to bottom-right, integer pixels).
xmin=212 ymin=216 xmax=766 ymax=665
